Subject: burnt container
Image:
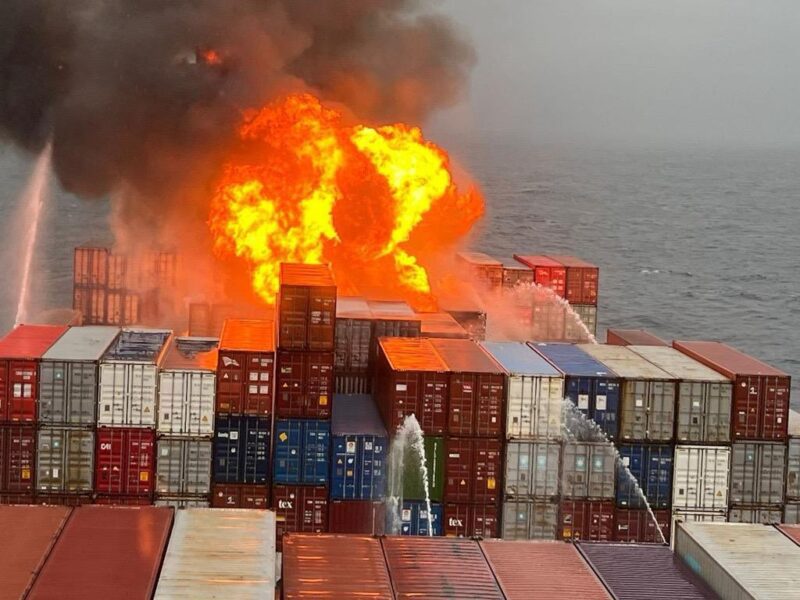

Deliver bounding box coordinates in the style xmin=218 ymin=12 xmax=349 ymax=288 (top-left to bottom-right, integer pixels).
xmin=277 ymin=263 xmax=337 ymax=351
xmin=331 ymin=394 xmax=387 ymax=499
xmin=273 ymin=418 xmax=330 ymax=484
xmin=216 ymin=319 xmax=274 ymax=416
xmin=275 ymin=350 xmax=333 ymax=418
xmin=212 ymin=415 xmax=270 ymax=484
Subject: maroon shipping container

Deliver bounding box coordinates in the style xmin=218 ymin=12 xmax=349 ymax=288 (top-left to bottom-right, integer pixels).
xmin=0 ymin=506 xmax=72 ymax=599
xmin=548 ymin=255 xmax=599 ymax=305
xmin=613 ymin=508 xmax=671 ymax=543
xmin=513 ymin=255 xmax=567 ymax=298
xmin=211 ymin=483 xmax=268 ymax=509
xmin=559 ymin=499 xmax=615 ymax=541
xmin=275 ymin=350 xmax=333 ymax=418
xmin=376 ymin=338 xmax=449 ymax=435
xmin=282 ymin=534 xmax=394 ymax=600
xmin=607 ymin=328 xmax=669 ymax=347
xmin=0 ymin=424 xmax=36 ymax=496
xmin=0 ymin=325 xmax=66 ymax=423
xmin=430 ymin=339 xmax=505 ymax=438
xmin=674 ymin=340 xmax=790 ymax=440
xmin=278 ymin=263 xmax=337 ymax=351
xmin=95 ymin=428 xmax=155 ymax=496
xmin=93 ymin=495 xmax=153 ymax=506
xmin=28 ymin=506 xmax=173 ymax=600
xmin=272 ymin=484 xmax=328 ymax=551
xmin=328 ymin=500 xmax=386 ymax=535
xmin=445 ymin=438 xmax=502 ymax=504
xmin=444 ymin=502 xmax=499 ymax=537
xmin=382 ymin=537 xmax=504 ymax=599
xmin=217 ymin=319 xmax=275 ymax=416
xmin=35 ymin=494 xmax=93 ymax=506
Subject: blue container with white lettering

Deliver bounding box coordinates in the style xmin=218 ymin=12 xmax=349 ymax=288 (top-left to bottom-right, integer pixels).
xmin=394 ymin=500 xmax=443 ymax=536
xmin=617 ymin=443 xmax=674 ymax=509
xmin=273 ymin=418 xmax=331 ymax=484
xmin=213 ymin=415 xmax=271 ymax=484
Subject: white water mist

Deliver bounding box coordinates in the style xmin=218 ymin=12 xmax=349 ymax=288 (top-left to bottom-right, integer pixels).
xmin=386 ymin=414 xmax=434 ymax=536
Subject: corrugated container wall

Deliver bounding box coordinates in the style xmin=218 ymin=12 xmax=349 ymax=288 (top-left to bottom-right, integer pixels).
xmin=328 ymin=500 xmax=386 ymax=535
xmin=272 ymin=484 xmax=328 ymax=551
xmin=0 ymin=424 xmax=36 ymax=499
xmin=213 ymin=415 xmax=270 ymax=484
xmin=729 ymin=441 xmax=785 ymax=505
xmin=278 ymin=263 xmax=336 ymax=351
xmin=334 ymin=297 xmax=373 ymax=376
xmin=457 ymin=251 xmax=504 ymax=290
xmin=416 ymin=311 xmax=470 ymax=340
xmin=444 ymin=437 xmax=502 ymax=504
xmin=216 ymin=319 xmax=274 ymax=416
xmin=394 ymin=500 xmax=443 ymax=536
xmin=728 ymin=506 xmax=782 ymax=524
xmin=672 ymin=446 xmax=730 ymax=512
xmin=501 ymin=499 xmax=559 ymax=539
xmin=562 ymin=441 xmax=617 ymax=499
xmin=273 ymin=419 xmax=330 ymax=484
xmin=548 ymin=255 xmax=600 ymax=305
xmin=275 ymin=349 xmax=333 ymax=418
xmin=559 ymin=499 xmax=615 ymax=541
xmin=505 ymin=440 xmax=560 ymax=498
xmin=617 ymin=444 xmax=674 ymax=509
xmin=444 ymin=502 xmax=500 ymax=537
xmin=331 ymin=394 xmax=387 ymax=499
xmin=37 ymin=428 xmax=94 ymax=493
xmin=785 ymin=409 xmax=800 ymax=499
xmin=614 ymin=508 xmax=671 ymax=543
xmin=211 ymin=483 xmax=268 ymax=509
xmin=606 ymin=328 xmax=668 ymax=347
xmin=156 ymin=438 xmax=212 ymax=497
xmin=95 ymin=427 xmax=155 ymax=496
xmin=513 ymin=255 xmax=567 ymax=298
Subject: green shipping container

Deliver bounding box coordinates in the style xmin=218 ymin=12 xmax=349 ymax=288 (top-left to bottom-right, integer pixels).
xmin=389 ymin=436 xmax=445 ymax=502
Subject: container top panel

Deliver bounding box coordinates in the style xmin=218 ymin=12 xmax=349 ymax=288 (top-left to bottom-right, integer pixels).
xmin=499 ymin=257 xmax=532 ymax=270
xmin=547 ymin=254 xmax=598 ymax=269
xmin=101 ymin=328 xmax=171 ymax=363
xmin=282 ymin=534 xmax=394 ymax=599
xmin=368 ymin=300 xmax=416 ymax=318
xmin=481 ymin=341 xmax=561 ymax=377
xmin=219 ymin=318 xmax=275 ymax=353
xmin=280 ymin=262 xmax=336 ymax=287
xmin=42 ymin=326 xmax=120 ymax=362
xmin=457 ymin=251 xmax=503 ymax=267
xmin=513 ymin=254 xmax=563 ymax=268
xmin=530 ymin=342 xmax=618 ymax=378
xmin=628 ymin=346 xmax=731 ymax=382
xmin=379 ymin=337 xmax=448 ymax=372
xmin=480 ymin=540 xmax=611 ymax=600
xmin=162 ymin=337 xmax=219 ymax=371
xmin=430 ymin=338 xmax=503 ymax=374
xmin=673 ymin=340 xmax=788 ymax=378
xmin=336 ymin=296 xmax=373 ymax=319
xmin=778 ymin=524 xmax=800 ymax=546
xmin=578 ymin=344 xmax=676 ymax=380
xmin=332 ymin=394 xmax=388 ymax=437
xmin=789 ymin=410 xmax=800 ymax=437
xmin=0 ymin=325 xmax=67 ymax=360
xmin=416 ymin=312 xmax=469 ymax=338
xmin=606 ymin=328 xmax=668 ymax=346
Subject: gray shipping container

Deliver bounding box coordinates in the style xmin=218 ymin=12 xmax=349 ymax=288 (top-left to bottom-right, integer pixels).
xmin=156 ymin=439 xmax=213 ymax=496
xmin=37 ymin=428 xmax=94 ymax=492
xmin=785 ymin=409 xmax=800 ymax=500
xmin=784 ymin=502 xmax=800 ymax=524
xmin=155 ymin=498 xmax=211 ymax=509
xmin=730 ymin=442 xmax=786 ymax=505
xmin=39 ymin=326 xmax=121 ymax=426
xmin=561 ymin=441 xmax=616 ymax=499
xmin=505 ymin=441 xmax=560 ymax=498
xmin=728 ymin=506 xmax=782 ymax=524
xmin=501 ymin=499 xmax=559 ymax=540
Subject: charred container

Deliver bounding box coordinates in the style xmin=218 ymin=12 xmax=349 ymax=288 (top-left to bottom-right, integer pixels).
xmin=277 ymin=263 xmax=337 ymax=351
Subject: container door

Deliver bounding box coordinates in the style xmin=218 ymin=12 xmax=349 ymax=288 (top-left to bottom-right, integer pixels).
xmin=98 ymin=363 xmax=125 ymax=426
xmin=213 ymin=415 xmax=242 ymax=483
xmin=0 ymin=362 xmax=7 ymax=421
xmin=276 ymin=352 xmax=305 ymax=418
xmin=472 ymin=439 xmax=501 ymax=504
xmin=588 ymin=444 xmax=616 ymax=499
xmin=273 ymin=420 xmax=301 ymax=484
xmin=37 ymin=428 xmax=66 ymax=492
xmin=128 ymin=364 xmax=157 ymax=426
xmin=706 ymin=382 xmax=732 ymax=444
xmin=6 ymin=426 xmax=35 ymax=493
xmin=308 ymin=288 xmax=336 ymax=351
xmin=762 ymin=375 xmax=790 ymax=440
xmin=730 ymin=442 xmax=756 ymax=504
xmin=562 ymin=442 xmax=589 ymax=498
xmin=67 ymin=430 xmax=94 ymax=492
xmin=70 ymin=362 xmax=97 ymax=426
xmin=8 ymin=360 xmax=37 ymax=422
xmin=158 ymin=372 xmax=183 ymax=435
xmin=96 ymin=429 xmax=126 ymax=494
xmin=759 ymin=444 xmax=786 ymax=504
xmin=304 ymin=352 xmax=332 ymax=419
xmin=184 ymin=372 xmax=215 ymax=436
xmin=278 ymin=284 xmax=309 ymax=349
xmin=677 ymin=382 xmax=704 ymax=442
xmin=788 ymin=438 xmax=800 ymax=500
xmin=244 ymin=352 xmax=274 ymax=416
xmin=156 ymin=439 xmax=182 ymax=495
xmin=419 ymin=372 xmax=447 ymax=435
xmin=733 ymin=376 xmax=761 ymax=439
xmin=301 ymin=421 xmax=329 ymax=484
xmin=648 ymin=381 xmax=675 ymax=442
xmin=243 ymin=416 xmax=270 ymax=484
xmin=703 ymin=446 xmax=730 ymax=510
xmin=506 ymin=375 xmax=529 ymax=438
xmin=617 ymin=445 xmax=644 ymax=508
xmin=475 ymin=373 xmax=505 ymax=438
xmin=331 ymin=435 xmax=354 ymax=499
xmin=186 ymin=440 xmax=212 ymax=495
xmin=39 ymin=362 xmax=66 ymax=425
xmin=217 ymin=350 xmax=245 ymax=414
xmin=445 ymin=438 xmax=473 ymax=502
xmin=646 ymin=446 xmax=673 ymax=509
xmin=673 ymin=447 xmax=700 ymax=510
xmin=125 ymin=429 xmax=154 ymax=495
xmin=620 ymin=382 xmax=645 ymax=441
xmin=448 ymin=373 xmax=476 ymax=437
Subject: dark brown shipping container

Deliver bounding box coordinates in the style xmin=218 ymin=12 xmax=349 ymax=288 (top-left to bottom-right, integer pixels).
xmin=444 ymin=502 xmax=499 ymax=537
xmin=0 ymin=505 xmax=72 ymax=599
xmin=278 ymin=263 xmax=337 ymax=351
xmin=456 ymin=251 xmax=504 ymax=290
xmin=548 ymin=255 xmax=599 ymax=305
xmin=217 ymin=319 xmax=275 ymax=416
xmin=480 ymin=540 xmax=612 ymax=600
xmin=444 ymin=438 xmax=502 ymax=504
xmin=513 ymin=255 xmax=567 ymax=298
xmin=0 ymin=424 xmax=36 ymax=495
xmin=272 ymin=484 xmax=328 ymax=551
xmin=35 ymin=494 xmax=93 ymax=507
xmin=95 ymin=428 xmax=155 ymax=497
xmin=328 ymin=500 xmax=386 ymax=535
xmin=282 ymin=534 xmax=394 ymax=600
xmin=674 ymin=340 xmax=790 ymax=440
xmin=607 ymin=328 xmax=669 ymax=347
xmin=613 ymin=508 xmax=671 ymax=543
xmin=275 ymin=350 xmax=333 ymax=418
xmin=93 ymin=495 xmax=153 ymax=506
xmin=559 ymin=499 xmax=615 ymax=541
xmin=28 ymin=506 xmax=173 ymax=600
xmin=211 ymin=483 xmax=268 ymax=509
xmin=72 ymin=286 xmax=107 ymax=325
xmin=74 ymin=246 xmax=109 ymax=287
xmin=382 ymin=536 xmax=504 ymax=599
xmin=416 ymin=312 xmax=469 ymax=340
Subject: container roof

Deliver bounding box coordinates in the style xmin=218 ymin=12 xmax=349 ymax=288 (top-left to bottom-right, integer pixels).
xmin=607 ymin=328 xmax=668 ymax=346
xmin=102 ymin=328 xmax=171 ymax=363
xmin=457 ymin=251 xmax=503 ymax=267
xmin=628 ymin=345 xmax=731 ymax=382
xmin=513 ymin=254 xmax=563 ymax=268
xmin=673 ymin=340 xmax=787 ymax=378
xmin=379 ymin=337 xmax=447 ymax=372
xmin=43 ymin=326 xmax=120 ymax=361
xmin=416 ymin=312 xmax=469 ymax=338
xmin=430 ymin=338 xmax=503 ymax=374
xmin=547 ymin=254 xmax=598 ymax=269
xmin=332 ymin=394 xmax=387 ymax=436
xmin=530 ymin=342 xmax=618 ymax=378
xmin=162 ymin=337 xmax=219 ymax=371
xmin=0 ymin=325 xmax=67 ymax=360
xmin=778 ymin=524 xmax=800 ymax=546
xmin=280 ymin=262 xmax=336 ymax=287
xmin=336 ymin=296 xmax=373 ymax=319
xmin=219 ymin=319 xmax=275 ymax=352
xmin=578 ymin=344 xmax=676 ymax=380
xmin=480 ymin=341 xmax=560 ymax=376
xmin=368 ymin=300 xmax=416 ymax=318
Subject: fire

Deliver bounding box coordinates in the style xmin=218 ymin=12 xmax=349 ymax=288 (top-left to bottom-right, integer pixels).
xmin=200 ymin=49 xmax=222 ymax=65
xmin=209 ymin=93 xmax=483 ymax=305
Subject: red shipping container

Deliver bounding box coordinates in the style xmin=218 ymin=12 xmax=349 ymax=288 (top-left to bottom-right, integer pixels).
xmin=674 ymin=340 xmax=790 ymax=440
xmin=607 ymin=328 xmax=668 ymax=347
xmin=0 ymin=424 xmax=36 ymax=495
xmin=95 ymin=428 xmax=155 ymax=496
xmin=35 ymin=494 xmax=93 ymax=506
xmin=275 ymin=350 xmax=333 ymax=418
xmin=548 ymin=255 xmax=599 ymax=305
xmin=430 ymin=339 xmax=505 ymax=438
xmin=0 ymin=325 xmax=66 ymax=423
xmin=559 ymin=499 xmax=615 ymax=541
xmin=445 ymin=438 xmax=502 ymax=504
xmin=376 ymin=338 xmax=449 ymax=434
xmin=328 ymin=500 xmax=386 ymax=535
xmin=217 ymin=319 xmax=275 ymax=415
xmin=613 ymin=508 xmax=671 ymax=543
xmin=211 ymin=483 xmax=268 ymax=509
xmin=513 ymin=255 xmax=567 ymax=298
xmin=94 ymin=495 xmax=152 ymax=506
xmin=444 ymin=502 xmax=499 ymax=537
xmin=273 ymin=484 xmax=328 ymax=551
xmin=278 ymin=263 xmax=337 ymax=351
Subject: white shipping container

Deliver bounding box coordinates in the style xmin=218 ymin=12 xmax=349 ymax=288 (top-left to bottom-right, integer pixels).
xmin=98 ymin=363 xmax=158 ymax=426
xmin=672 ymin=445 xmax=730 ymax=512
xmin=158 ymin=371 xmax=215 ymax=436
xmin=786 ymin=409 xmax=800 ymax=500
xmin=154 ymin=509 xmax=276 ymax=599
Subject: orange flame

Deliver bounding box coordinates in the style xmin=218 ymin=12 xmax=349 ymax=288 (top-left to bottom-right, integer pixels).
xmin=209 ymin=93 xmax=483 ymax=305
xmin=200 ymin=49 xmax=222 ymax=65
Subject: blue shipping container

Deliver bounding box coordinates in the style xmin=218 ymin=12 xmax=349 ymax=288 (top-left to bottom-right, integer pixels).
xmin=331 ymin=394 xmax=388 ymax=499
xmin=274 ymin=419 xmax=331 ymax=484
xmin=213 ymin=415 xmax=271 ymax=484
xmin=617 ymin=444 xmax=673 ymax=509
xmin=393 ymin=500 xmax=443 ymax=536
xmin=530 ymin=342 xmax=621 ymax=440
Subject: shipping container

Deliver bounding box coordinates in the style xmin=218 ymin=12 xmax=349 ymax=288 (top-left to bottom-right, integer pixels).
xmin=578 ymin=541 xmax=718 ymax=600
xmin=390 ymin=500 xmax=443 ymax=536
xmin=156 ymin=438 xmax=212 ymax=497
xmin=444 ymin=437 xmax=502 ymax=504
xmin=568 ymin=303 xmax=598 ymax=338
xmin=155 ymin=508 xmax=276 ymax=599
xmin=607 ymin=328 xmax=669 ymax=347
xmin=335 ymin=371 xmax=371 ymax=395
xmin=728 ymin=506 xmax=782 ymax=524
xmin=382 ymin=536 xmax=504 ymax=599
xmin=501 ymin=499 xmax=559 ymax=539
xmin=0 ymin=424 xmax=36 ymax=497
xmin=0 ymin=505 xmax=71 ymax=599
xmin=213 ymin=415 xmax=270 ymax=484
xmin=0 ymin=325 xmax=67 ymax=423
xmin=617 ymin=444 xmax=673 ymax=509
xmin=29 ymin=506 xmax=172 ymax=599
xmin=104 ymin=289 xmax=141 ymax=326
xmin=480 ymin=341 xmax=564 ymax=440
xmin=157 ymin=337 xmax=216 ymax=436
xmin=216 ymin=319 xmax=274 ymax=416
xmin=375 ymin=337 xmax=449 ymax=434
xmin=548 ymin=255 xmax=600 ymax=305
xmin=562 ymin=441 xmax=616 ymax=499
xmin=74 ymin=246 xmax=109 ymax=286
xmin=388 ymin=435 xmax=445 ymax=503
xmin=674 ymin=340 xmax=790 ymax=441
xmin=95 ymin=427 xmax=155 ymax=496
xmin=416 ymin=311 xmax=470 ymax=339
xmin=98 ymin=328 xmax=171 ymax=427
xmin=505 ymin=440 xmax=560 ymax=498
xmin=278 ymin=263 xmax=336 ymax=351
xmin=444 ymin=502 xmax=499 ymax=537
xmin=369 ymin=300 xmax=422 ymax=370
xmin=331 ymin=394 xmax=387 ymax=499
xmin=275 ymin=350 xmax=333 ymax=418
xmin=39 ymin=326 xmax=120 ymax=427
xmin=37 ymin=428 xmax=94 ymax=492
xmin=673 ymin=445 xmax=730 ymax=512
xmin=670 ymin=509 xmax=728 ymax=540
xmin=559 ymin=499 xmax=615 ymax=541
xmin=629 ymin=345 xmax=732 ymax=443
xmin=481 ymin=540 xmax=611 ymax=600
xmin=786 ymin=409 xmax=800 ymax=499
xmin=211 ymin=483 xmax=268 ymax=508
xmin=674 ymin=522 xmax=800 ymax=600
xmin=72 ymin=286 xmax=108 ymax=325
xmin=35 ymin=493 xmax=92 ymax=506
xmin=783 ymin=503 xmax=800 ymax=524
xmin=777 ymin=523 xmax=800 ymax=545
xmin=444 ymin=307 xmax=487 ymax=341
xmin=456 ymin=251 xmax=504 ymax=289
xmin=155 ymin=497 xmax=210 ymax=509
xmin=614 ymin=508 xmax=671 ymax=543
xmin=93 ymin=495 xmax=152 ymax=506
xmin=334 ymin=297 xmax=373 ymax=374
xmin=580 ymin=344 xmax=677 ymax=442
xmin=513 ymin=255 xmax=567 ymax=298
xmin=328 ymin=500 xmax=386 ymax=535
xmin=499 ymin=258 xmax=534 ymax=289
xmin=730 ymin=441 xmax=785 ymax=505
xmin=273 ymin=419 xmax=330 ymax=484
xmin=272 ymin=484 xmax=328 ymax=551
xmin=282 ymin=534 xmax=393 ymax=600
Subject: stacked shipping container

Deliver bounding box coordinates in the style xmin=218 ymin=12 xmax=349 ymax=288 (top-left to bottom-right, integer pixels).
xmin=785 ymin=410 xmax=800 ymax=523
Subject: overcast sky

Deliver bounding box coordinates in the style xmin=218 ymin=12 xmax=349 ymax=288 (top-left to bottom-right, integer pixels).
xmin=432 ymin=0 xmax=800 ymax=146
